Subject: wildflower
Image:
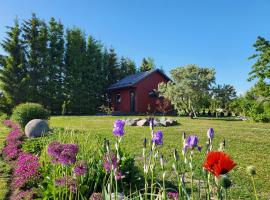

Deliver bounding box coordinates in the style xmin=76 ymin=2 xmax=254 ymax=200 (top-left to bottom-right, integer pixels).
xmin=73 ymin=161 xmax=88 ymax=176
xmin=90 ymin=193 xmax=103 ymax=200
xmin=203 ymin=151 xmax=236 ymax=177
xmin=10 ymin=189 xmax=34 ymax=200
xmin=2 ymin=141 xmax=22 ymax=160
xmin=113 ymin=119 xmax=125 ymax=137
xmin=103 ymin=153 xmax=118 ymax=172
xmin=152 ymin=130 xmax=163 ymax=145
xmin=47 ymin=142 xmax=79 ymax=165
xmin=55 ymin=176 xmax=77 ymax=193
xmin=207 ymin=128 xmax=214 ymax=140
xmin=183 ymin=135 xmax=202 ymax=153
xmin=167 ymin=192 xmax=179 ymax=200
xmin=13 ymin=153 xmax=40 ymax=188
xmin=115 ymin=171 xmax=125 ymax=180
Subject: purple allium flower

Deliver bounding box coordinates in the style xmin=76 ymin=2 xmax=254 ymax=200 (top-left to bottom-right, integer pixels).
xmin=2 ymin=141 xmax=22 ymax=161
xmin=6 ymin=129 xmax=23 ymax=144
xmin=103 ymin=153 xmax=118 ymax=172
xmin=152 ymin=130 xmax=163 ymax=145
xmin=207 ymin=128 xmax=214 ymax=140
xmin=73 ymin=161 xmax=88 ymax=176
xmin=167 ymin=192 xmax=179 ymax=200
xmin=55 ymin=176 xmax=77 ymax=193
xmin=115 ymin=171 xmax=125 ymax=180
xmin=113 ymin=119 xmax=125 ymax=137
xmin=13 ymin=153 xmax=40 ymax=188
xmin=183 ymin=135 xmax=202 ymax=153
xmin=90 ymin=193 xmax=103 ymax=200
xmin=10 ymin=189 xmax=34 ymax=200
xmin=47 ymin=142 xmax=79 ymax=165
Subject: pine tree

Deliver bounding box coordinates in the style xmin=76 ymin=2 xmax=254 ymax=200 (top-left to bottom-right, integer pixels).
xmin=47 ymin=17 xmax=65 ymax=114
xmin=139 ymin=57 xmax=155 ymax=72
xmin=22 ymin=13 xmax=49 ymax=106
xmin=85 ymin=36 xmax=104 ymax=112
xmin=0 ymin=19 xmax=28 ymax=113
xmin=64 ymin=28 xmax=87 ymax=114
xmin=119 ymin=56 xmax=137 ymax=79
xmin=103 ymin=48 xmax=119 ymax=86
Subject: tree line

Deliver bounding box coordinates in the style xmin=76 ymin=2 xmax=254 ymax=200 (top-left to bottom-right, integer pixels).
xmin=0 ymin=14 xmax=156 ymax=115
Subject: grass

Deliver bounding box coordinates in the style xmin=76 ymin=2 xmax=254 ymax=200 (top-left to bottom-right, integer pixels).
xmin=49 ymin=116 xmax=270 ymax=199
xmin=1 ymin=115 xmax=270 ymax=199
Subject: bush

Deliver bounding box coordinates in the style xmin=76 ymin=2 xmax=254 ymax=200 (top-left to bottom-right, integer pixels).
xmin=11 ymin=103 xmax=50 ymax=128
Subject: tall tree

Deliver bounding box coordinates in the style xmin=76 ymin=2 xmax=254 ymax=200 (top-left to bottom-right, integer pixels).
xmin=119 ymin=57 xmax=137 ymax=79
xmin=22 ymin=13 xmax=49 ymax=106
xmin=158 ymin=64 xmax=215 ymax=117
xmin=211 ymin=84 xmax=237 ymax=109
xmin=0 ymin=19 xmax=28 ymax=113
xmin=139 ymin=57 xmax=155 ymax=72
xmin=249 ymin=36 xmax=270 ymax=97
xmin=103 ymin=48 xmax=119 ymax=86
xmin=64 ymin=28 xmax=87 ymax=114
xmin=46 ymin=17 xmax=65 ymax=114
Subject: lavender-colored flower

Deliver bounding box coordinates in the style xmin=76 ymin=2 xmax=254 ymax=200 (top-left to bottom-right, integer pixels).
xmin=103 ymin=153 xmax=118 ymax=172
xmin=115 ymin=171 xmax=125 ymax=180
xmin=90 ymin=193 xmax=103 ymax=200
xmin=47 ymin=142 xmax=79 ymax=165
xmin=152 ymin=130 xmax=163 ymax=145
xmin=13 ymin=153 xmax=40 ymax=188
xmin=207 ymin=128 xmax=214 ymax=140
xmin=10 ymin=189 xmax=34 ymax=200
xmin=167 ymin=192 xmax=179 ymax=200
xmin=113 ymin=119 xmax=125 ymax=137
xmin=183 ymin=135 xmax=202 ymax=153
xmin=73 ymin=161 xmax=88 ymax=176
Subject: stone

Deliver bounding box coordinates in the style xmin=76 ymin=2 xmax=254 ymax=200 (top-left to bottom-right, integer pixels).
xmin=136 ymin=119 xmax=149 ymax=126
xmin=25 ymin=119 xmax=49 ymax=138
xmin=166 ymin=119 xmax=178 ymax=126
xmin=125 ymin=118 xmax=137 ymax=126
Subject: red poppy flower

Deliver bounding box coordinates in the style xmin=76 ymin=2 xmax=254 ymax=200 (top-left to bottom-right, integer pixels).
xmin=203 ymin=152 xmax=236 ymax=177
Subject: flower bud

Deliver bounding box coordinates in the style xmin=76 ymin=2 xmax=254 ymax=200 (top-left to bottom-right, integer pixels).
xmin=207 ymin=128 xmax=214 ymax=140
xmin=246 ymin=165 xmax=256 ymax=176
xmin=160 ymin=154 xmax=164 ymax=170
xmin=173 ymin=148 xmax=180 ymax=161
xmin=182 ymin=132 xmax=186 ymax=141
xmin=143 ymin=138 xmax=147 ymax=149
xmin=218 ymin=175 xmax=232 ymax=189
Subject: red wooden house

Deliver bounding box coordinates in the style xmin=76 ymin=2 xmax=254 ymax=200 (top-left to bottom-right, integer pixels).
xmin=108 ymin=69 xmax=171 ymax=114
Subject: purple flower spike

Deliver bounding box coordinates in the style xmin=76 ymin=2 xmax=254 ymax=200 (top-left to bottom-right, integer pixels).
xmin=113 ymin=120 xmax=125 ymax=137
xmin=73 ymin=161 xmax=88 ymax=176
xmin=183 ymin=135 xmax=202 ymax=153
xmin=207 ymin=128 xmax=214 ymax=140
xmin=167 ymin=192 xmax=179 ymax=200
xmin=152 ymin=130 xmax=163 ymax=145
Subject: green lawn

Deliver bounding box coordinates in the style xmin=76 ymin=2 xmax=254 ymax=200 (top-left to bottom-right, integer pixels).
xmin=49 ymin=116 xmax=270 ymax=199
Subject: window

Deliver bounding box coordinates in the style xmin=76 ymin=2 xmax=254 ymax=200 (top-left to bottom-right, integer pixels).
xmin=115 ymin=94 xmax=121 ymax=104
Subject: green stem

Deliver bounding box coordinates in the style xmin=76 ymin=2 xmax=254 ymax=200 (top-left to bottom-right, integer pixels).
xmin=252 ymin=176 xmax=258 ymax=200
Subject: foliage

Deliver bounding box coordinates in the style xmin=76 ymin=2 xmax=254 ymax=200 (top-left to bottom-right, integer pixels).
xmin=158 ymin=64 xmax=215 ymax=117
xmin=248 ymin=36 xmax=270 ymax=98
xmin=11 ymin=103 xmax=50 ymax=128
xmin=0 ymin=19 xmax=28 ymax=114
xmin=99 ymin=105 xmax=114 ymax=115
xmin=155 ymin=98 xmax=172 ymax=115
xmin=0 ymin=14 xmax=137 ymax=115
xmin=139 ymin=57 xmax=155 ymax=72
xmin=22 ymin=137 xmax=47 ymax=156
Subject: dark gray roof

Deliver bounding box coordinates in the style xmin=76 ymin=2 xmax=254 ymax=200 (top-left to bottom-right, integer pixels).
xmin=108 ymin=69 xmax=170 ymax=90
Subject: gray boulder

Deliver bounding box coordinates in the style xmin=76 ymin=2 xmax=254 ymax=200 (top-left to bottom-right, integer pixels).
xmin=125 ymin=118 xmax=137 ymax=126
xmin=137 ymin=119 xmax=149 ymax=126
xmin=166 ymin=119 xmax=178 ymax=126
xmin=25 ymin=119 xmax=49 ymax=138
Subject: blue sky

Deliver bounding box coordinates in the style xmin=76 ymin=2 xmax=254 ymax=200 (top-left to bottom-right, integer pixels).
xmin=1 ymin=0 xmax=270 ymax=94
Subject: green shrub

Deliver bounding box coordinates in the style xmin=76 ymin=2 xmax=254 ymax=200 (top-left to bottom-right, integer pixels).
xmin=11 ymin=103 xmax=50 ymax=128
xmin=22 ymin=137 xmax=48 ymax=156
